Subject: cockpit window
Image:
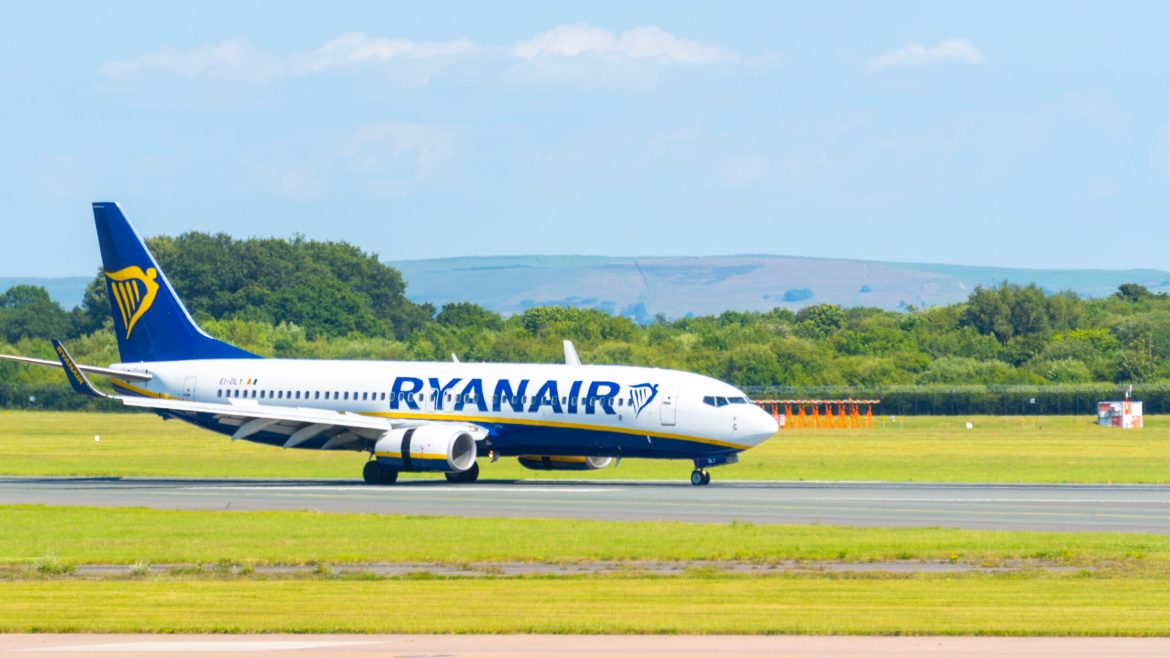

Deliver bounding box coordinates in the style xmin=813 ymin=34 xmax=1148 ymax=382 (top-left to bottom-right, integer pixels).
xmin=703 ymin=395 xmax=751 ymax=407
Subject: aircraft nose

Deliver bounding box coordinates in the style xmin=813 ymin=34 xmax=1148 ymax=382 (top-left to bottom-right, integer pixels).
xmin=747 ymin=406 xmax=779 ymax=444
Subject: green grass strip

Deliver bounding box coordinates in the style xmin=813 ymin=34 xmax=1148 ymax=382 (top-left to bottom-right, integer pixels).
xmin=4 ymin=575 xmax=1170 ymax=635
xmin=4 ymin=411 xmax=1170 ymax=482
xmin=3 ymin=505 xmax=1169 ymax=567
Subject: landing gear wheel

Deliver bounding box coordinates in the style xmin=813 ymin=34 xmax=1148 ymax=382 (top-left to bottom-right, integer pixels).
xmin=362 ymin=460 xmax=380 ymax=485
xmin=691 ymin=469 xmax=709 ymax=486
xmin=363 ymin=460 xmax=398 ymax=485
xmin=445 ymin=461 xmax=480 ymax=484
xmin=379 ymin=467 xmax=399 ymax=485
xmin=701 ymin=470 xmax=711 ymax=485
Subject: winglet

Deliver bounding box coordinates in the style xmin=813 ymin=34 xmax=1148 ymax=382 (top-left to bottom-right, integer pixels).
xmin=51 ymin=339 xmax=111 ymax=399
xmin=563 ymin=340 xmax=581 ymax=366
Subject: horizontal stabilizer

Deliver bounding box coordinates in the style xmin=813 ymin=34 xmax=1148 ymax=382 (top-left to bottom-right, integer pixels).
xmin=0 ymin=353 xmax=152 ymax=381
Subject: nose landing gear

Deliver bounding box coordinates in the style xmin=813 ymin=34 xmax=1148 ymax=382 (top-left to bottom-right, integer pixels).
xmin=690 ymin=469 xmax=710 ymax=486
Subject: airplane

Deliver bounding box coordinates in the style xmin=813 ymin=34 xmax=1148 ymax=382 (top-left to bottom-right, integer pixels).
xmin=0 ymin=203 xmax=778 ymax=486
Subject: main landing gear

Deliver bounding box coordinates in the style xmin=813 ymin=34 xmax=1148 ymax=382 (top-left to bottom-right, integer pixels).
xmin=362 ymin=460 xmax=398 ymax=485
xmin=690 ymin=469 xmax=711 ymax=486
xmin=362 ymin=460 xmax=480 ymax=485
xmin=445 ymin=461 xmax=480 ymax=484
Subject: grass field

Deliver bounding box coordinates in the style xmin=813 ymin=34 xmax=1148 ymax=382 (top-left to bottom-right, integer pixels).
xmin=6 ymin=574 xmax=1170 ymax=635
xmin=5 ymin=505 xmax=1168 ymax=567
xmin=1 ymin=411 xmax=1168 ymax=482
xmin=3 ymin=505 xmax=1170 ymax=636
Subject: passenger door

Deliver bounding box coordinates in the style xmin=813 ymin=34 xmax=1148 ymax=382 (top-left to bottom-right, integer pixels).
xmin=182 ymin=376 xmax=197 ymax=400
xmin=659 ymin=388 xmax=677 ymax=426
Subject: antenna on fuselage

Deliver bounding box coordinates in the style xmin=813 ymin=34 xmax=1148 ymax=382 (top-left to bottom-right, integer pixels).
xmin=563 ymin=340 xmax=582 ymax=366
xmin=451 ymin=353 xmax=460 ymax=363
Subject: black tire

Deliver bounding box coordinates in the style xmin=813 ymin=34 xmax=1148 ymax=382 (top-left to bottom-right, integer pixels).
xmin=363 ymin=460 xmax=398 ymax=485
xmin=690 ymin=470 xmax=704 ymax=486
xmin=445 ymin=461 xmax=480 ymax=484
xmin=701 ymin=470 xmax=711 ymax=486
xmin=379 ymin=467 xmax=399 ymax=485
xmin=362 ymin=460 xmax=380 ymax=485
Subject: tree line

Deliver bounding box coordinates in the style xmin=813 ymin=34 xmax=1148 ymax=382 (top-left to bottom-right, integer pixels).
xmin=2 ymin=232 xmax=1169 ymax=400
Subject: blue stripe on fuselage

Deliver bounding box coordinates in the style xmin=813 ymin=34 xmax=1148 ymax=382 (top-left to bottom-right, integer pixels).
xmin=154 ymin=408 xmax=736 ymax=460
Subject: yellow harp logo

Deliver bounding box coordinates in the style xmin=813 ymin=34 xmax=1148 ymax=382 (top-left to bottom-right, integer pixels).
xmin=106 ymin=266 xmax=160 ymax=340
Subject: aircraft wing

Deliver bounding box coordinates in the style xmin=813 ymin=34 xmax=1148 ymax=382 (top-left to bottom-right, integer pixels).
xmin=8 ymin=340 xmax=487 ymax=452
xmin=121 ymin=396 xmax=487 ymax=450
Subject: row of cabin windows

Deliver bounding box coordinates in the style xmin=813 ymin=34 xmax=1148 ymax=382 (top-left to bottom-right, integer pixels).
xmin=216 ymin=389 xmax=389 ymax=402
xmin=214 ymin=388 xmax=642 ymax=408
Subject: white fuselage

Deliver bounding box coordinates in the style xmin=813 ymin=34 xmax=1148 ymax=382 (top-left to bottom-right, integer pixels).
xmin=110 ymin=358 xmax=778 ymax=459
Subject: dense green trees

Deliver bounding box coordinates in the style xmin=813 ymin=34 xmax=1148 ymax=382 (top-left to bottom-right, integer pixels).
xmin=2 ymin=227 xmax=1170 ymax=401
xmin=0 ymin=286 xmax=73 ymax=344
xmin=89 ymin=233 xmax=434 ymax=340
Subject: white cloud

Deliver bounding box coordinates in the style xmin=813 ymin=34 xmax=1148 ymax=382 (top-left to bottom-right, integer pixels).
xmin=290 ymin=32 xmax=477 ymax=74
xmin=867 ymin=39 xmax=985 ymax=72
xmin=99 ymin=33 xmax=478 ymax=81
xmin=98 ymin=37 xmax=283 ymax=81
xmin=99 ymin=26 xmax=736 ymax=83
xmin=511 ymin=24 xmax=734 ymax=63
xmin=337 ymin=122 xmax=456 ymax=196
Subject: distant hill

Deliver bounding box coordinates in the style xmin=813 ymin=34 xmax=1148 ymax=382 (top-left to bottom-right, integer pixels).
xmin=0 ymin=277 xmax=90 ymax=309
xmin=388 ymin=255 xmax=1170 ymax=321
xmin=8 ymin=256 xmax=1170 ymax=320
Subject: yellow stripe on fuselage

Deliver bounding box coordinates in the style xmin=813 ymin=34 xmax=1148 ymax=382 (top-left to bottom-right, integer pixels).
xmin=375 ymin=451 xmax=449 ymax=461
xmin=110 ymin=379 xmax=173 ymax=400
xmin=363 ymin=410 xmax=749 ymax=450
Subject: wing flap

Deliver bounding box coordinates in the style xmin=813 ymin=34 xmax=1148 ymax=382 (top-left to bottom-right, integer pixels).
xmin=120 ymin=396 xmax=487 ymax=449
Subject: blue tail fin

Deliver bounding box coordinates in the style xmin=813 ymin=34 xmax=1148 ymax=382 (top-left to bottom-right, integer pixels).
xmin=93 ymin=202 xmax=258 ymax=363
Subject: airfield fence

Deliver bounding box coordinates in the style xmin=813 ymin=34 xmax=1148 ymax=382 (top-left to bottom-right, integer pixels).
xmin=743 ymin=384 xmax=1170 ymax=416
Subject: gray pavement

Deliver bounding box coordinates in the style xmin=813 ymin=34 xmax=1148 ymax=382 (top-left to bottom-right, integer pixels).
xmin=4 ymin=634 xmax=1170 ymax=657
xmin=3 ymin=476 xmax=1170 ymax=531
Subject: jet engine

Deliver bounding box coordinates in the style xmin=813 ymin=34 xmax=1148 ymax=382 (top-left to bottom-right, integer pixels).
xmin=517 ymin=455 xmax=614 ymax=471
xmin=374 ymin=425 xmax=477 ymax=473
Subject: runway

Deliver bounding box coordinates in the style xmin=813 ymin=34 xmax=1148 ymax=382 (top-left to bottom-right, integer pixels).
xmin=4 ymin=634 xmax=1170 ymax=657
xmin=3 ymin=476 xmax=1170 ymax=532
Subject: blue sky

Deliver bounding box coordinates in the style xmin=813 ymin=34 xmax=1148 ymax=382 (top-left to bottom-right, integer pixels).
xmin=3 ymin=1 xmax=1169 ymax=277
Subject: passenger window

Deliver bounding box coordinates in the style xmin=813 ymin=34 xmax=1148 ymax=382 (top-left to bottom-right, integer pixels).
xmin=217 ymin=389 xmax=222 ymax=398
xmin=380 ymin=392 xmax=386 ymax=401
xmin=343 ymin=392 xmax=349 ymax=400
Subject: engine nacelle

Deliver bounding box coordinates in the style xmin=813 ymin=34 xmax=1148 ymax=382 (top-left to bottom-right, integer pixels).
xmin=517 ymin=455 xmax=614 ymax=471
xmin=374 ymin=426 xmax=477 ymax=473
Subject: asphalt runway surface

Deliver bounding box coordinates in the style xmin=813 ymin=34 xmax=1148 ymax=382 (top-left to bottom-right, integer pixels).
xmin=4 ymin=635 xmax=1170 ymax=657
xmin=3 ymin=476 xmax=1170 ymax=532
